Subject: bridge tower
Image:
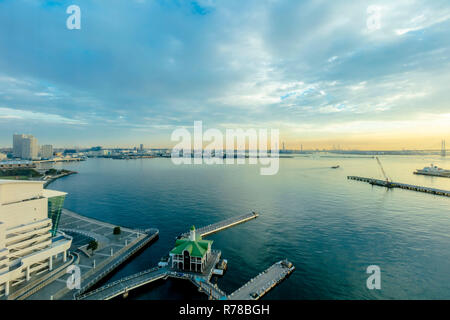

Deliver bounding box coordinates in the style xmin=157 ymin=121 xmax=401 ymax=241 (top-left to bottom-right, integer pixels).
xmin=442 ymin=140 xmax=446 ymax=157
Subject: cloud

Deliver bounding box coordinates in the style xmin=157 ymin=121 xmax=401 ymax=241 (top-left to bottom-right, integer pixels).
xmin=0 ymin=0 xmax=449 ymax=147
xmin=0 ymin=107 xmax=85 ymax=125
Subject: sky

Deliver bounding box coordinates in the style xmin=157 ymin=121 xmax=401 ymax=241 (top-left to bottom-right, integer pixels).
xmin=0 ymin=0 xmax=449 ymax=150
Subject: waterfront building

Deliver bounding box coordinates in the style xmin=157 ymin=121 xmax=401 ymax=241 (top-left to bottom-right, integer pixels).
xmin=13 ymin=134 xmax=38 ymax=160
xmin=170 ymin=226 xmax=212 ymax=273
xmin=40 ymin=145 xmax=53 ymax=160
xmin=0 ymin=153 xmax=6 ymax=161
xmin=0 ymin=180 xmax=72 ymax=297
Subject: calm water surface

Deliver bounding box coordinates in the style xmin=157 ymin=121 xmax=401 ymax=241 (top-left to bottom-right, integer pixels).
xmin=49 ymin=155 xmax=450 ymax=300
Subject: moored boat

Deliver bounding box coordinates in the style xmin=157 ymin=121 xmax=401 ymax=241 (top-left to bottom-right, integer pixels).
xmin=414 ymin=164 xmax=450 ymax=177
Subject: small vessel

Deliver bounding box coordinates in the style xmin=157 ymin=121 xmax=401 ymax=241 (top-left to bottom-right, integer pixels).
xmin=331 ymin=165 xmax=340 ymax=169
xmin=414 ymin=164 xmax=450 ymax=177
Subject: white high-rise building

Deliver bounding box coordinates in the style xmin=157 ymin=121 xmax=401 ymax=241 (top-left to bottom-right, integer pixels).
xmin=22 ymin=136 xmax=38 ymax=160
xmin=12 ymin=134 xmax=39 ymax=160
xmin=41 ymin=145 xmax=53 ymax=159
xmin=12 ymin=134 xmax=25 ymax=158
xmin=0 ymin=180 xmax=72 ymax=298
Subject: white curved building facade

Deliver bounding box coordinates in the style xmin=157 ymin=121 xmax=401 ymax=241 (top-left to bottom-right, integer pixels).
xmin=0 ymin=180 xmax=72 ymax=298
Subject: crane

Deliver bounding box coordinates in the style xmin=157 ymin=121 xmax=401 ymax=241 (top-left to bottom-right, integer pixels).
xmin=375 ymin=157 xmax=393 ymax=188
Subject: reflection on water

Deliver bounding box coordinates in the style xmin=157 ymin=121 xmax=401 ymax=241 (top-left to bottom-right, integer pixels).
xmin=48 ymin=155 xmax=450 ymax=300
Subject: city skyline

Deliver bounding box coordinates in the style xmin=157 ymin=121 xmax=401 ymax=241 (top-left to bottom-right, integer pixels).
xmin=0 ymin=1 xmax=450 ymax=149
xmin=0 ymin=132 xmax=449 ymax=152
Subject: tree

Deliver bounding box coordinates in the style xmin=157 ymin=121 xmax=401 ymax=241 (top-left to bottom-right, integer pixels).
xmin=45 ymin=168 xmax=58 ymax=175
xmin=113 ymin=226 xmax=121 ymax=235
xmin=87 ymin=240 xmax=98 ymax=253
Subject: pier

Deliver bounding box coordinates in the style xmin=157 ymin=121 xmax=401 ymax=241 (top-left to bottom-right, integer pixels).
xmin=78 ymin=259 xmax=294 ymax=301
xmin=228 ymin=260 xmax=295 ymax=300
xmin=348 ymin=176 xmax=450 ymax=197
xmin=76 ymin=213 xmax=295 ymax=301
xmin=179 ymin=211 xmax=259 ymax=238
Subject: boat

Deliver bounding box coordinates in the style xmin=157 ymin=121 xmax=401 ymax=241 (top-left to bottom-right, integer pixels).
xmin=414 ymin=164 xmax=450 ymax=177
xmin=331 ymin=165 xmax=340 ymax=169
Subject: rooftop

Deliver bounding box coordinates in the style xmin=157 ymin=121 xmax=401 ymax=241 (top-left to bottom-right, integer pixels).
xmin=170 ymin=238 xmax=212 ymax=258
xmin=0 ymin=179 xmax=43 ymax=185
xmin=42 ymin=189 xmax=67 ymax=198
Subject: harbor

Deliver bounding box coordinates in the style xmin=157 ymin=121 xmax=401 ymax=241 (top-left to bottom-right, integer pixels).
xmin=348 ymin=176 xmax=450 ymax=197
xmin=5 ymin=155 xmax=449 ymax=300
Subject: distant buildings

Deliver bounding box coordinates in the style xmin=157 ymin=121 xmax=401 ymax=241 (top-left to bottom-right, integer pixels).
xmin=0 ymin=180 xmax=72 ymax=298
xmin=140 ymin=144 xmax=144 ymax=152
xmin=40 ymin=145 xmax=53 ymax=160
xmin=13 ymin=134 xmax=38 ymax=160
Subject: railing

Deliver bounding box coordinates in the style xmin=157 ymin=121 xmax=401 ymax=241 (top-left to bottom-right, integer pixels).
xmin=11 ymin=252 xmax=80 ymax=301
xmin=77 ymin=266 xmax=161 ymax=300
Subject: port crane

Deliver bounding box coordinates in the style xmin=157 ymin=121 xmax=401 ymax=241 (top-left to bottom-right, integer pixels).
xmin=375 ymin=157 xmax=393 ymax=188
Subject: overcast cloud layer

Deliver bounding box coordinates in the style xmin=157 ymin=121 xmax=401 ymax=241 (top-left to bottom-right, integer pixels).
xmin=0 ymin=0 xmax=449 ymax=149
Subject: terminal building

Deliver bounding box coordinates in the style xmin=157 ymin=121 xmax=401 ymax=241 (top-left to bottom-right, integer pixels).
xmin=170 ymin=226 xmax=212 ymax=273
xmin=0 ymin=180 xmax=72 ymax=298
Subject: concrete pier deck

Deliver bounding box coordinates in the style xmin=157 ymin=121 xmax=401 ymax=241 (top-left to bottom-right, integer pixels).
xmin=180 ymin=211 xmax=259 ymax=238
xmin=348 ymin=176 xmax=450 ymax=197
xmin=228 ymin=260 xmax=295 ymax=300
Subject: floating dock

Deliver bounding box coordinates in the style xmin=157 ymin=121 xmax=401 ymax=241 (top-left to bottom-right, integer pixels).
xmin=348 ymin=176 xmax=450 ymax=197
xmin=228 ymin=260 xmax=295 ymax=300
xmin=179 ymin=211 xmax=259 ymax=238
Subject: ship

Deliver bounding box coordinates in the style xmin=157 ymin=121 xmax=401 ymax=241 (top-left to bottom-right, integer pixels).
xmin=414 ymin=164 xmax=450 ymax=177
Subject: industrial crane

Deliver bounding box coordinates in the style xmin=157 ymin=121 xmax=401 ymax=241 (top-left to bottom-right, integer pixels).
xmin=375 ymin=157 xmax=393 ymax=188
